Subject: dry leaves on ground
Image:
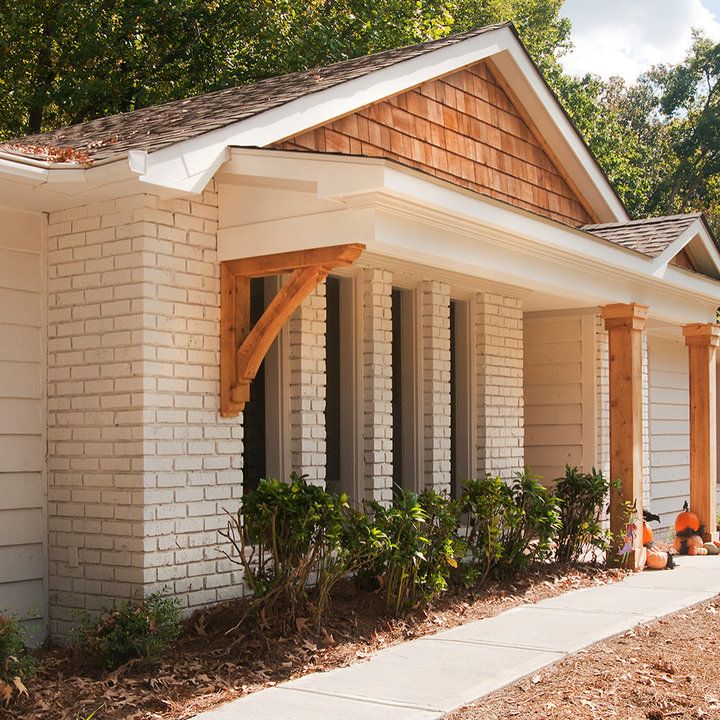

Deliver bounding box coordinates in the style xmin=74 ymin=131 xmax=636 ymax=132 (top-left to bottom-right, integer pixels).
xmin=446 ymin=596 xmax=720 ymax=720
xmin=6 ymin=563 xmax=627 ymax=720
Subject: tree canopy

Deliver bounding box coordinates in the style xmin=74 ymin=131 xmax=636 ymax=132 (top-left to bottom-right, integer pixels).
xmin=0 ymin=0 xmax=718 ymax=232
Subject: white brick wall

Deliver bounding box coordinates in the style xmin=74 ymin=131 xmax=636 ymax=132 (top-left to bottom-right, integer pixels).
xmin=595 ymin=315 xmax=610 ymax=478
xmin=362 ymin=268 xmax=393 ymax=503
xmin=289 ymin=282 xmax=326 ymax=485
xmin=475 ymin=292 xmax=524 ymax=480
xmin=46 ymin=187 xmax=244 ymax=636
xmin=421 ymin=281 xmax=451 ymax=493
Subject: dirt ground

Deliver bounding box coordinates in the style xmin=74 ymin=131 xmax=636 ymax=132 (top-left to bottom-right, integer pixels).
xmin=6 ymin=564 xmax=627 ymax=720
xmin=446 ymin=596 xmax=720 ymax=720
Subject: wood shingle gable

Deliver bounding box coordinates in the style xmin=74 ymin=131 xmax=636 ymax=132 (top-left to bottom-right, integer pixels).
xmin=275 ymin=62 xmax=594 ymax=227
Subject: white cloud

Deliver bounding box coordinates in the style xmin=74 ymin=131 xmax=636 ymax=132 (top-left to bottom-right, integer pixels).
xmin=560 ymin=0 xmax=720 ymax=82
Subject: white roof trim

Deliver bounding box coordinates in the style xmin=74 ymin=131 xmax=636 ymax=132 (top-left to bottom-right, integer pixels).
xmin=125 ymin=25 xmax=627 ymax=222
xmin=650 ymin=218 xmax=720 ymax=279
xmin=217 ymin=149 xmax=719 ymax=323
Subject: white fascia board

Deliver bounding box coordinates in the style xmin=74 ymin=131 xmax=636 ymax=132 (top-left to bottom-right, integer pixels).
xmin=133 ymin=26 xmax=625 ymax=221
xmin=649 ymin=219 xmax=720 ymax=279
xmin=373 ymin=166 xmax=720 ymax=307
xmin=218 ymin=151 xmax=718 ymax=322
xmin=218 ymin=207 xmax=376 ymax=261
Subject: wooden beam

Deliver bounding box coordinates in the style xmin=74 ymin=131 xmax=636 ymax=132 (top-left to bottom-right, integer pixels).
xmin=220 ymin=243 xmax=365 ymax=417
xmin=683 ymin=322 xmax=720 ymax=542
xmin=223 ymin=243 xmax=364 ymax=278
xmin=601 ymin=303 xmax=648 ymax=569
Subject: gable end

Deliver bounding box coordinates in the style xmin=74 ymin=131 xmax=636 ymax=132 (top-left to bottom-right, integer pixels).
xmin=275 ymin=62 xmax=594 ymax=227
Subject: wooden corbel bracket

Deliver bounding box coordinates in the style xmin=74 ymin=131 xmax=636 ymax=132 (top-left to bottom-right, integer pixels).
xmin=220 ymin=243 xmax=365 ymax=417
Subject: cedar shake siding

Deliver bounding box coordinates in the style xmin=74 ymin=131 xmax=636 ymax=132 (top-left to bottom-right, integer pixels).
xmin=276 ymin=62 xmax=593 ymax=227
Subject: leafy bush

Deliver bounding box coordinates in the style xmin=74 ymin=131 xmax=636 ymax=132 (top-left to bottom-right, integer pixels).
xmin=364 ymin=488 xmax=463 ymax=614
xmin=0 ymin=612 xmax=33 ymax=704
xmin=554 ymin=465 xmax=614 ymax=563
xmin=72 ymin=593 xmax=181 ymax=670
xmin=222 ymin=473 xmax=384 ymax=625
xmin=459 ymin=472 xmax=560 ymax=582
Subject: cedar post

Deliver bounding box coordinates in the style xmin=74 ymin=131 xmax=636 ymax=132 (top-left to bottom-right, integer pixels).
xmin=683 ymin=323 xmax=720 ymax=542
xmin=601 ymin=303 xmax=648 ymax=569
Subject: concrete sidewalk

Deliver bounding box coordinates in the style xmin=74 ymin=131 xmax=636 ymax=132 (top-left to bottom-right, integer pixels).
xmin=192 ymin=556 xmax=720 ymax=720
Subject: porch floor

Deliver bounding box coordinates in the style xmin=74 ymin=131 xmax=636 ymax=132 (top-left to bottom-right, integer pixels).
xmin=190 ymin=557 xmax=720 ymax=720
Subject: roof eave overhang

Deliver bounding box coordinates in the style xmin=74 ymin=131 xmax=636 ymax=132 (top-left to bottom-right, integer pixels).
xmin=217 ymin=148 xmax=718 ymax=324
xmin=0 ymin=25 xmax=628 ymax=223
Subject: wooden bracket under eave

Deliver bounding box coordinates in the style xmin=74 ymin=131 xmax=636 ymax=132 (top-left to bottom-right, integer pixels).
xmin=220 ymin=243 xmax=365 ymax=417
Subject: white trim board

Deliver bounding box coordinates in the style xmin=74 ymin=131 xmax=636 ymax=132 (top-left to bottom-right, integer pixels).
xmin=0 ymin=26 xmax=626 ymax=223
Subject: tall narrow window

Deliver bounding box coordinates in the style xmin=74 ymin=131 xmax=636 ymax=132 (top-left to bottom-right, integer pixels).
xmin=325 ymin=275 xmax=358 ymax=498
xmin=242 ymin=278 xmax=267 ymax=493
xmin=450 ymin=299 xmax=471 ymax=498
xmin=325 ymin=277 xmax=342 ymax=495
xmin=391 ymin=287 xmax=418 ymax=495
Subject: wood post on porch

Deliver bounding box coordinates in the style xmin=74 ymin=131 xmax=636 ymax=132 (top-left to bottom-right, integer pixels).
xmin=683 ymin=323 xmax=720 ymax=542
xmin=601 ymin=303 xmax=648 ymax=569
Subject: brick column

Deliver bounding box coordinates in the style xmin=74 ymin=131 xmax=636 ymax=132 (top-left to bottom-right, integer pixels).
xmin=683 ymin=323 xmax=720 ymax=541
xmin=46 ymin=186 xmax=245 ymax=636
xmin=421 ymin=280 xmax=451 ymax=493
xmin=362 ymin=268 xmax=393 ymax=504
xmin=475 ymin=292 xmax=524 ymax=480
xmin=289 ymin=282 xmax=327 ymax=486
xmin=601 ymin=303 xmax=648 ymax=569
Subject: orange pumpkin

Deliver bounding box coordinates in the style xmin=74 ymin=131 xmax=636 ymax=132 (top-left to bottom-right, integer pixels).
xmin=690 ymin=534 xmax=704 ymax=548
xmin=675 ymin=502 xmax=700 ymax=533
xmin=642 ymin=523 xmax=654 ymax=546
xmin=646 ymin=549 xmax=669 ymax=570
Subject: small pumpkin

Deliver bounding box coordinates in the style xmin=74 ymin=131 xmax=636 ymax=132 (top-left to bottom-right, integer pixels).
xmin=690 ymin=534 xmax=704 ymax=548
xmin=703 ymin=542 xmax=719 ymax=556
xmin=695 ymin=547 xmax=709 ymax=556
xmin=646 ymin=549 xmax=669 ymax=570
xmin=675 ymin=501 xmax=700 ymax=533
xmin=642 ymin=523 xmax=654 ymax=546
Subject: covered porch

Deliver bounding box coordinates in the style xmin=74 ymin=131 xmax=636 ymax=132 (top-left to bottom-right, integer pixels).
xmin=216 ymin=148 xmax=720 ymax=568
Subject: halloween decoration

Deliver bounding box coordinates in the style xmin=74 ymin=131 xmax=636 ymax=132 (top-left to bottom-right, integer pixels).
xmin=673 ymin=501 xmax=707 ymax=555
xmin=642 ymin=523 xmax=654 ymax=546
xmin=640 ymin=506 xmax=673 ymax=570
xmin=646 ymin=548 xmax=673 ymax=570
xmin=706 ymin=543 xmax=720 ymax=556
xmin=675 ymin=501 xmax=700 ymax=534
xmin=643 ymin=509 xmax=661 ymax=524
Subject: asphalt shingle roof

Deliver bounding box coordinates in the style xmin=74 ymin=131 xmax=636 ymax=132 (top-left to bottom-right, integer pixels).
xmin=0 ymin=24 xmax=508 ymax=165
xmin=583 ymin=214 xmax=704 ymax=257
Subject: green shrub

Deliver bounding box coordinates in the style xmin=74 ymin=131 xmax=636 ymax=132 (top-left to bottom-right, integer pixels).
xmin=72 ymin=593 xmax=181 ymax=670
xmin=459 ymin=472 xmax=560 ymax=582
xmin=554 ymin=465 xmax=614 ymax=563
xmin=0 ymin=612 xmax=33 ymax=703
xmin=364 ymin=488 xmax=463 ymax=614
xmin=222 ymin=473 xmax=384 ymax=624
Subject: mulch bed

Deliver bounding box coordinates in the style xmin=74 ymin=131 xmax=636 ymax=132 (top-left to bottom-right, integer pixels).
xmin=7 ymin=563 xmax=628 ymax=720
xmin=446 ymin=595 xmax=720 ymax=720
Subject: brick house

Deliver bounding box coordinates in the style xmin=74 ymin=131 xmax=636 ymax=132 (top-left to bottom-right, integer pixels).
xmin=1 ymin=23 xmax=719 ymax=641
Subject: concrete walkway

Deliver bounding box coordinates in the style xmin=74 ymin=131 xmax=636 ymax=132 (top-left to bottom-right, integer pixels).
xmin=192 ymin=556 xmax=720 ymax=720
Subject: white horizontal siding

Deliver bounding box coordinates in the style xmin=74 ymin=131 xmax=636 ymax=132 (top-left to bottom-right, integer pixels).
xmin=0 ymin=208 xmax=46 ymax=643
xmin=647 ymin=335 xmax=690 ymax=535
xmin=524 ymin=313 xmax=595 ymax=484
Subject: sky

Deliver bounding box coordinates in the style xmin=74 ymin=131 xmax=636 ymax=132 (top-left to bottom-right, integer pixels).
xmin=560 ymin=0 xmax=720 ymax=82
